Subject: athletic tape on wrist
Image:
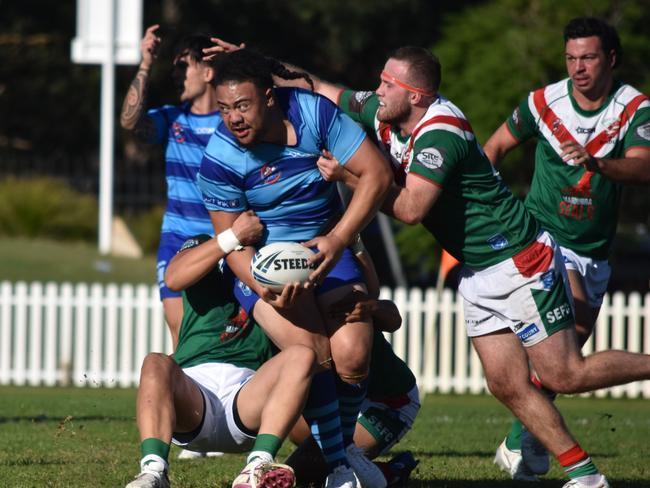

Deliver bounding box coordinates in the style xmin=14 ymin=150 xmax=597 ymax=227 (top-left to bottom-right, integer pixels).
xmin=217 ymin=228 xmax=243 ymax=254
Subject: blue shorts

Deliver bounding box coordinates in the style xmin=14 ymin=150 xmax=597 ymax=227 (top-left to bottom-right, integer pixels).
xmin=233 ymin=248 xmax=364 ymax=315
xmin=157 ymin=232 xmax=187 ymax=300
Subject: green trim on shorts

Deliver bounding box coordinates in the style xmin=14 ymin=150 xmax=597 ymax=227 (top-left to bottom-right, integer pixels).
xmin=532 ymin=272 xmax=574 ymax=336
xmin=357 ymin=407 xmax=408 ymax=454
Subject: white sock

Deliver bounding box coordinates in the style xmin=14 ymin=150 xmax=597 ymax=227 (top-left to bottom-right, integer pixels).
xmin=140 ymin=454 xmax=168 ymax=473
xmin=247 ymin=451 xmax=273 ymax=464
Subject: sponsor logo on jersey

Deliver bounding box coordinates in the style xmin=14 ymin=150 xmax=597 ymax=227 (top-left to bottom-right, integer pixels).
xmin=487 ymin=234 xmax=509 ymax=250
xmin=348 ymin=91 xmax=374 ymax=113
xmin=179 ymin=238 xmax=201 ymax=252
xmin=415 ymin=147 xmax=444 ymax=170
xmin=559 ymin=172 xmax=595 ymax=221
xmin=260 ymin=163 xmax=281 ymax=185
xmin=540 ymin=269 xmax=556 ymax=290
xmin=636 ymin=122 xmax=650 ymax=141
xmin=545 ymin=302 xmax=572 ymax=324
xmin=575 ymin=127 xmax=595 ymax=134
xmin=204 ymin=196 xmax=240 ymax=208
xmin=194 ymin=127 xmax=216 ymax=135
xmin=511 ymin=107 xmax=520 ymax=128
xmin=172 ymin=122 xmax=185 ymax=143
xmin=516 ymin=323 xmax=540 ymax=343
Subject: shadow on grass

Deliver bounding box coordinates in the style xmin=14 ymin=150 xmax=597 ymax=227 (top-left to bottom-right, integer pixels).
xmin=408 ymin=448 xmax=615 ymax=459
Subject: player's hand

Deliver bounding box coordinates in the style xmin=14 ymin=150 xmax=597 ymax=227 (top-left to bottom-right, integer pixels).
xmin=302 ymin=234 xmax=346 ymax=285
xmin=202 ymin=38 xmax=245 ymax=61
xmin=140 ymin=25 xmax=162 ymax=68
xmin=317 ymin=149 xmax=344 ymax=182
xmin=231 ymin=210 xmax=263 ymax=247
xmin=259 ymin=282 xmax=304 ymax=310
xmin=560 ymin=140 xmax=594 ymax=168
xmin=328 ymin=289 xmax=376 ymax=323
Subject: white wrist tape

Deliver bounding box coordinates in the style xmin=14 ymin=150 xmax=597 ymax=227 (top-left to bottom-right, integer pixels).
xmin=217 ymin=228 xmax=243 ymax=254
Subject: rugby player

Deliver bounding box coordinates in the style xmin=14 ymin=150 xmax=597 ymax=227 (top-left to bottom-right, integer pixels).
xmin=120 ymin=25 xmax=220 ymax=349
xmin=271 ymin=45 xmax=650 ymax=488
xmin=483 ymin=17 xmax=650 ymax=480
xmin=125 ymin=211 xmax=305 ymax=488
xmin=197 ymin=49 xmax=392 ymax=488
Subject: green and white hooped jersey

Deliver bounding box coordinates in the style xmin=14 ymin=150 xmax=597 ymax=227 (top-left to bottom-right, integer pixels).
xmin=507 ymin=79 xmax=650 ymax=259
xmin=340 ymin=90 xmax=539 ymax=269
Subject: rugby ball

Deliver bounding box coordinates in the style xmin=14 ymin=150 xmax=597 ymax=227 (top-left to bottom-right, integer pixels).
xmin=250 ymin=242 xmax=317 ymax=292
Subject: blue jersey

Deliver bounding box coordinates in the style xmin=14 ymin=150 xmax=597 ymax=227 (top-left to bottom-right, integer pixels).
xmin=148 ymin=103 xmax=220 ymax=238
xmin=197 ymin=88 xmax=366 ymax=244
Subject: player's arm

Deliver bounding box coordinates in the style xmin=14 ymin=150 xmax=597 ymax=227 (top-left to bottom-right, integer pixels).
xmin=584 ymin=146 xmax=650 ymax=184
xmin=119 ymin=24 xmax=160 ymax=141
xmin=306 ymin=137 xmax=391 ymax=283
xmin=164 ymin=211 xmax=263 ymax=291
xmin=381 ymin=173 xmax=442 ymax=225
xmin=483 ymin=121 xmax=521 ymax=167
xmin=273 ymin=63 xmax=345 ymax=105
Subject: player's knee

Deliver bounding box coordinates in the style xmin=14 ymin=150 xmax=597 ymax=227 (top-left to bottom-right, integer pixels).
xmin=332 ymin=341 xmax=370 ymax=382
xmin=485 ymin=375 xmax=522 ymax=405
xmin=140 ymin=353 xmax=175 ymax=382
xmin=536 ymin=368 xmax=584 ymax=394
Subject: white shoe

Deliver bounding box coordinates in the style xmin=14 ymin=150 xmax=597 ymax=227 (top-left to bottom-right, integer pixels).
xmin=177 ymin=449 xmax=205 ymax=459
xmin=494 ymin=438 xmax=539 ymax=482
xmin=562 ymin=474 xmax=610 ymax=488
xmin=521 ymin=428 xmax=550 ymax=475
xmin=345 ymin=444 xmax=387 ymax=488
xmin=125 ymin=461 xmax=170 ymax=488
xmin=232 ymin=459 xmax=295 ymax=488
xmin=324 ymin=465 xmax=360 ymax=488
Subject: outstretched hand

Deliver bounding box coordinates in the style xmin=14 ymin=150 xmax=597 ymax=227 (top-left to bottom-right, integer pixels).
xmin=140 ymin=24 xmax=162 ymax=67
xmin=202 ymin=37 xmax=245 ymax=61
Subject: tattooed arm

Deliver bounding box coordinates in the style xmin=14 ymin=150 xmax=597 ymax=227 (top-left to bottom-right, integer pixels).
xmin=120 ymin=24 xmax=161 ymax=142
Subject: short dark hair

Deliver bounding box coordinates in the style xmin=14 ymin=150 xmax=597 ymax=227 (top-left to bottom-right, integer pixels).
xmin=212 ymin=49 xmax=314 ymax=91
xmin=388 ymin=46 xmax=442 ymax=94
xmin=563 ymin=17 xmax=622 ymax=68
xmin=173 ymin=34 xmax=215 ymax=64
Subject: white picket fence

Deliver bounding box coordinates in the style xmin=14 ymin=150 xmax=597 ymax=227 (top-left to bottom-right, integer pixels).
xmin=1 ymin=281 xmax=650 ymax=398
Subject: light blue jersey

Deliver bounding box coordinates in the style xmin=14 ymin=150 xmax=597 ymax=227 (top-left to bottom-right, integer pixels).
xmin=148 ymin=102 xmax=221 ymax=299
xmin=197 ymin=88 xmax=366 ymax=244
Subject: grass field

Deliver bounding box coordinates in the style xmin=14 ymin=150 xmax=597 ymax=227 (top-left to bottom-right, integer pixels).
xmin=0 ymin=237 xmax=156 ymax=284
xmin=1 ymin=387 xmax=649 ymax=487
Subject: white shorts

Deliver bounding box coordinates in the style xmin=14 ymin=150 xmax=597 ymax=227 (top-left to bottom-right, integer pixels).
xmin=171 ymin=362 xmax=256 ymax=453
xmin=357 ymin=385 xmax=420 ymax=456
xmin=459 ymin=231 xmax=575 ymax=347
xmin=559 ymin=246 xmax=611 ymax=308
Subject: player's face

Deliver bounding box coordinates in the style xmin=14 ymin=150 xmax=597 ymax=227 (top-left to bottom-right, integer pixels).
xmin=376 ymin=58 xmax=412 ymax=124
xmin=173 ymin=54 xmax=211 ymax=102
xmin=565 ymin=36 xmax=614 ymax=97
xmin=216 ymin=81 xmax=271 ymax=146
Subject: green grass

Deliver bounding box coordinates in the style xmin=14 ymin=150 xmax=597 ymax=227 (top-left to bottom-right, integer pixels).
xmin=0 ymin=237 xmax=156 ymax=284
xmin=0 ymin=387 xmax=649 ymax=487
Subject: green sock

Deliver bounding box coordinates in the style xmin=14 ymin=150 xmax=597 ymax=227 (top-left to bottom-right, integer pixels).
xmin=141 ymin=437 xmax=170 ymax=464
xmin=505 ymin=419 xmax=523 ymax=451
xmin=251 ymin=433 xmax=283 ymax=459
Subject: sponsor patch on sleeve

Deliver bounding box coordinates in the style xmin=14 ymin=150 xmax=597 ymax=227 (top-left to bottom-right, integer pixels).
xmin=203 ymin=196 xmax=241 ymax=209
xmin=636 ymin=122 xmax=650 ymax=141
xmin=414 ymin=147 xmax=445 ymax=170
xmin=347 ymin=91 xmax=374 ymax=113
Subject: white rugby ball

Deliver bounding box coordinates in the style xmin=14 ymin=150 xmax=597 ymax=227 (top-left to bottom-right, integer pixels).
xmin=250 ymin=242 xmax=317 ymax=292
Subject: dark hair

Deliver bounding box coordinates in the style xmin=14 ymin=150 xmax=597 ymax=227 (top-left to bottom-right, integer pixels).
xmin=173 ymin=34 xmax=215 ymax=64
xmin=563 ymin=17 xmax=622 ymax=68
xmin=212 ymin=49 xmax=314 ymax=91
xmin=388 ymin=46 xmax=442 ymax=94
